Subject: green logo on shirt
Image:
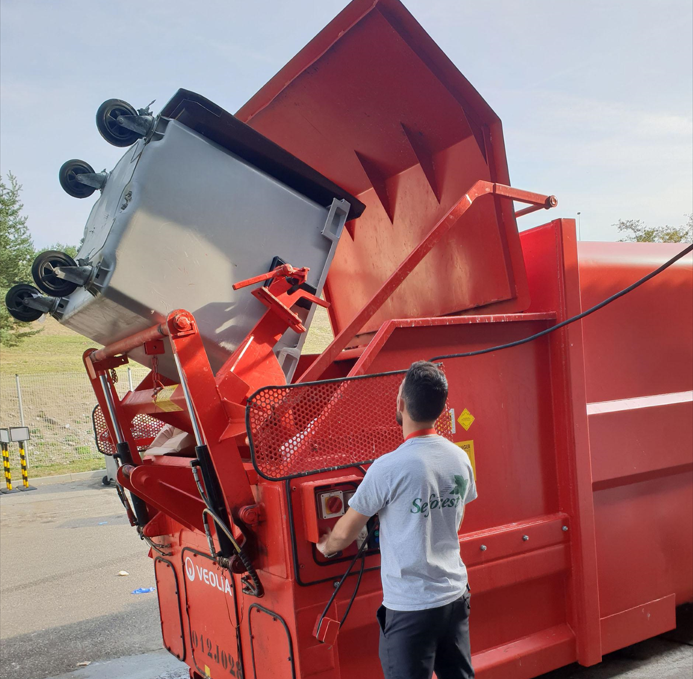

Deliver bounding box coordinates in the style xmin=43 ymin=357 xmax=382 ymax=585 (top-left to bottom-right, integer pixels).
xmin=450 ymin=475 xmax=468 ymax=498
xmin=410 ymin=475 xmax=467 ymax=517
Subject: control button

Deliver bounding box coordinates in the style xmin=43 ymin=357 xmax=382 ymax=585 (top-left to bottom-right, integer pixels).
xmin=319 ymin=490 xmax=345 ymax=519
xmin=326 ymin=496 xmax=343 ymax=514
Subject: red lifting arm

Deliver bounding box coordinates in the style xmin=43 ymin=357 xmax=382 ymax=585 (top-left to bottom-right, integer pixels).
xmin=299 ymin=181 xmax=557 ymax=383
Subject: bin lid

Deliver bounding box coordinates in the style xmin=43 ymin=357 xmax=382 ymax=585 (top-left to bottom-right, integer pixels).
xmin=237 ymin=0 xmax=531 ymax=338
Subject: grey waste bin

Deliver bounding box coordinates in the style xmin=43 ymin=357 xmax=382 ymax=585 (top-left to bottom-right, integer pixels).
xmin=50 ymin=90 xmax=364 ymax=381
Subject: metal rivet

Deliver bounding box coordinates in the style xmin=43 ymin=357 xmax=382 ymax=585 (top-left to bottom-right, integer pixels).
xmin=480 ymin=545 xmax=487 ymax=551
xmin=562 ymin=526 xmax=569 ymax=532
xmin=522 ymin=535 xmax=529 ymax=541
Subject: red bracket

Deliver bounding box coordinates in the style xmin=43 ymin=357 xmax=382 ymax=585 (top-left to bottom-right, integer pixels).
xmin=233 ymin=263 xmax=302 ymax=290
xmin=217 ymin=263 xmax=330 ymax=391
xmin=313 ymin=615 xmax=341 ymax=645
xmin=235 ymin=263 xmax=329 ymax=328
xmin=144 ymin=340 xmax=165 ymax=355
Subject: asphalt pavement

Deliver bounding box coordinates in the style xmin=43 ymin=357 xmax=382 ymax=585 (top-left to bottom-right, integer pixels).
xmin=0 ymin=474 xmax=691 ymax=679
xmin=0 ymin=474 xmax=187 ymax=679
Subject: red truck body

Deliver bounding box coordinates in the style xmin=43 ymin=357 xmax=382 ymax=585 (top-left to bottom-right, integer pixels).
xmin=84 ymin=2 xmax=692 ymax=678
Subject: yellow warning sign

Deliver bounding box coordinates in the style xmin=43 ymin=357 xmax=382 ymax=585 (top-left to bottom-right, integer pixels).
xmin=153 ymin=384 xmax=183 ymax=412
xmin=457 ymin=408 xmax=475 ymax=431
xmin=455 ymin=440 xmax=476 ymax=479
xmin=204 ymin=665 xmax=211 ymax=677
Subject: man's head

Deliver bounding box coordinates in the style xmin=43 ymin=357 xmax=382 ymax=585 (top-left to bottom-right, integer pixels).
xmin=396 ymin=361 xmax=448 ymax=427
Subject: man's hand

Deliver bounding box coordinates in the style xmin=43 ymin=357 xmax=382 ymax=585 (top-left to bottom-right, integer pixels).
xmin=316 ymin=508 xmax=370 ymax=556
xmin=317 ymin=528 xmax=337 ymax=558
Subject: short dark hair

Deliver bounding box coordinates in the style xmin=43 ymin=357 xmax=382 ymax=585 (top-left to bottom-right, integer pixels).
xmin=402 ymin=361 xmax=448 ymax=422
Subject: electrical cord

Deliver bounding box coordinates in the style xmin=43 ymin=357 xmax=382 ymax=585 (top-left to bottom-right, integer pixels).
xmin=316 ymin=522 xmax=376 ymax=640
xmin=430 ymin=242 xmax=693 ymax=362
xmin=340 ymin=553 xmax=366 ymax=625
xmin=317 ymin=462 xmax=372 ymax=633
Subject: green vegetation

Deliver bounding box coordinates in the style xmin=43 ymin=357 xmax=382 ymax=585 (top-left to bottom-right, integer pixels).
xmin=37 ymin=242 xmax=80 ymax=259
xmin=0 ymin=317 xmax=96 ymax=374
xmin=1 ymin=312 xmax=333 ymax=376
xmin=1 ymin=171 xmax=83 ymax=350
xmin=30 ymin=457 xmax=105 ymax=478
xmin=0 ymin=173 xmax=40 ymax=347
xmin=1 ymin=304 xmax=333 ymax=375
xmin=616 ymin=215 xmax=692 ymax=243
xmin=302 ymin=305 xmax=334 ymax=355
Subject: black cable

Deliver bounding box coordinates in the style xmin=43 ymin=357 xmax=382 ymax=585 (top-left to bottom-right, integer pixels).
xmin=321 ymin=463 xmax=370 ymax=630
xmin=431 ymin=243 xmax=693 ymax=362
xmin=316 ymin=524 xmax=375 ymax=640
xmin=340 ymin=553 xmax=366 ymax=626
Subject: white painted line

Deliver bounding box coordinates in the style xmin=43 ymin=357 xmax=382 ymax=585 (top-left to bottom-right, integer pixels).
xmin=587 ymin=390 xmax=693 ymax=416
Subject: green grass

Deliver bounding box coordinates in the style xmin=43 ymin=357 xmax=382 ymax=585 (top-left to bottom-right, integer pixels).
xmin=0 ymin=310 xmax=334 ymax=376
xmin=0 ymin=318 xmax=97 ymax=374
xmin=29 ymin=457 xmax=105 ymax=479
xmin=302 ymin=305 xmax=334 ymax=355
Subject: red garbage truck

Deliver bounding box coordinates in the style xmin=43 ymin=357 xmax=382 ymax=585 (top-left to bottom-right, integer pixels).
xmin=6 ymin=1 xmax=691 ymax=677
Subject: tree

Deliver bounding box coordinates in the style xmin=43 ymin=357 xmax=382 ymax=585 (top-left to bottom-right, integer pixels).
xmin=38 ymin=242 xmax=81 ymax=259
xmin=616 ymin=215 xmax=692 ymax=243
xmin=0 ymin=173 xmax=41 ymax=347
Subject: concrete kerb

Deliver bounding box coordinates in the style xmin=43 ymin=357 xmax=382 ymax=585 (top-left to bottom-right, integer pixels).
xmin=30 ymin=468 xmax=106 ymax=487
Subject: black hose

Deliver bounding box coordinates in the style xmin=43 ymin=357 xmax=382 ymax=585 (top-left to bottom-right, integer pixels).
xmin=238 ymin=549 xmax=264 ymax=597
xmin=431 ymin=243 xmax=693 ymax=362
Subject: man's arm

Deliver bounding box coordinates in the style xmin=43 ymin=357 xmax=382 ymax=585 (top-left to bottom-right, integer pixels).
xmin=317 ymin=508 xmax=370 ymax=556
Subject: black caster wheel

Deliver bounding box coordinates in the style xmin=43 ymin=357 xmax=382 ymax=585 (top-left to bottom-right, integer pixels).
xmin=102 ymin=475 xmax=111 ymax=487
xmin=5 ymin=284 xmax=44 ymax=322
xmin=96 ymin=98 xmax=140 ymax=147
xmin=59 ymin=159 xmax=97 ymax=199
xmin=32 ymin=250 xmax=78 ymax=297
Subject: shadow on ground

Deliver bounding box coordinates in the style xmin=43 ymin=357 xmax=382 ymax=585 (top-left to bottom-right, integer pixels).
xmin=0 ymin=602 xmax=161 ymax=679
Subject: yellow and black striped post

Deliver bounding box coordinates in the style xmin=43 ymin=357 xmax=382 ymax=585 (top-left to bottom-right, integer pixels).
xmin=18 ymin=442 xmax=29 ymax=489
xmin=2 ymin=443 xmax=12 ymax=492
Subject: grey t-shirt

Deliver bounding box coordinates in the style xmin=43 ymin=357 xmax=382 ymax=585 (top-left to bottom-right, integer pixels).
xmin=348 ymin=434 xmax=477 ymax=611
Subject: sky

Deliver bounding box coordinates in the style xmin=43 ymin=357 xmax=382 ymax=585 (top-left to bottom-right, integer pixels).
xmin=1 ymin=0 xmax=691 ymax=249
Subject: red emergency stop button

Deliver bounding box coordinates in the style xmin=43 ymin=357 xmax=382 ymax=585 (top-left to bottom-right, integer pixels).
xmin=326 ymin=495 xmax=343 ymax=515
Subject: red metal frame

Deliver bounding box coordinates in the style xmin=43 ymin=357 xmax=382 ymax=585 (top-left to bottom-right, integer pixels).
xmin=299 ymin=181 xmax=557 ymax=383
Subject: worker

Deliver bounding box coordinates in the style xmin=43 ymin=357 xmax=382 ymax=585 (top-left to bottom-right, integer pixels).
xmin=317 ymin=360 xmax=477 ymax=679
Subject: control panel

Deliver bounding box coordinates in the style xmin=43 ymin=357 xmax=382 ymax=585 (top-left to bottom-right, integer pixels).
xmin=301 ymin=475 xmax=380 ymax=563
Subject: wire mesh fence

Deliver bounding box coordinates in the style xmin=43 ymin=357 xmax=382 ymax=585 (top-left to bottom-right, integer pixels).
xmin=0 ymin=366 xmax=150 ymax=478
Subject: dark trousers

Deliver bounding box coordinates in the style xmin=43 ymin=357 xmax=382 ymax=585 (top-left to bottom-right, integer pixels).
xmin=377 ymin=592 xmax=474 ymax=679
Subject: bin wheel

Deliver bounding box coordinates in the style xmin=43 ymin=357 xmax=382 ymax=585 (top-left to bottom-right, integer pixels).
xmin=102 ymin=475 xmax=111 ymax=487
xmin=5 ymin=284 xmax=44 ymax=322
xmin=32 ymin=250 xmax=78 ymax=297
xmin=59 ymin=159 xmax=97 ymax=199
xmin=96 ymin=99 xmax=140 ymax=147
